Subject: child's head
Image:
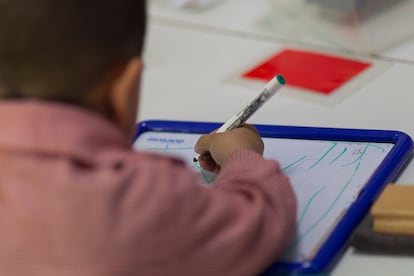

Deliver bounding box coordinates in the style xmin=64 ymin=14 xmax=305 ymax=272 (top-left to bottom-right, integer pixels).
xmin=0 ymin=0 xmax=147 ymax=135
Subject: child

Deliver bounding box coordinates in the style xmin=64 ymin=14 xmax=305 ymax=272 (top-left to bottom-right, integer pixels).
xmin=0 ymin=1 xmax=296 ymax=275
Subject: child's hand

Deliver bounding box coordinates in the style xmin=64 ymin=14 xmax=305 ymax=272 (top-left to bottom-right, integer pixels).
xmin=194 ymin=124 xmax=264 ymax=173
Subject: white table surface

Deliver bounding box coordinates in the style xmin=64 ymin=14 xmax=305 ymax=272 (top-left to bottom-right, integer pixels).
xmin=149 ymin=0 xmax=414 ymax=63
xmin=138 ymin=2 xmax=414 ymax=275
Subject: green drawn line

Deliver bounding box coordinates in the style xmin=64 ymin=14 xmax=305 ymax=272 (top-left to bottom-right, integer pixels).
xmin=352 ymin=142 xmax=387 ymax=153
xmin=368 ymin=144 xmax=386 ymax=152
xmin=145 ymin=144 xmax=217 ymax=184
xmin=283 ymin=155 xmax=308 ymax=170
xmin=297 ymin=187 xmax=326 ymax=227
xmin=143 ymin=139 xmax=389 ymax=261
xmin=200 ymin=169 xmax=216 ymax=184
xmin=329 ymin=147 xmax=347 ymax=165
xmin=309 ymin=143 xmax=337 ymax=169
xmin=282 ymin=187 xmax=326 ymax=258
xmin=341 ymin=143 xmax=388 ymax=167
xmin=290 ymin=161 xmax=361 ymax=249
xmin=342 ymin=144 xmax=369 ymax=167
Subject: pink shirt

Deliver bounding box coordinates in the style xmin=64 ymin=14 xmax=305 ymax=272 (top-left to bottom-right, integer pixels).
xmin=0 ymin=100 xmax=296 ymax=276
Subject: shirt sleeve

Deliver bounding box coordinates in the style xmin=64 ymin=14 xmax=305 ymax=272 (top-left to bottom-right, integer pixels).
xmin=131 ymin=149 xmax=297 ymax=276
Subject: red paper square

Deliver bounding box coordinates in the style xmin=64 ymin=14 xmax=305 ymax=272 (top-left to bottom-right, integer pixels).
xmin=242 ymin=49 xmax=371 ymax=95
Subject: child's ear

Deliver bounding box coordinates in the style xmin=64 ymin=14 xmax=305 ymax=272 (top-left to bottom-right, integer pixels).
xmin=110 ymin=57 xmax=143 ymax=137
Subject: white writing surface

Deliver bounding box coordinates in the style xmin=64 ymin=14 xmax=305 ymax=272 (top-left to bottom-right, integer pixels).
xmin=133 ymin=131 xmax=393 ymax=262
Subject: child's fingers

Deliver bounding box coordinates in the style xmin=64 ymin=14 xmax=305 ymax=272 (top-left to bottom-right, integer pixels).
xmin=194 ymin=124 xmax=263 ymax=167
xmin=198 ymin=153 xmax=220 ymax=173
xmin=194 ymin=132 xmax=216 ymax=156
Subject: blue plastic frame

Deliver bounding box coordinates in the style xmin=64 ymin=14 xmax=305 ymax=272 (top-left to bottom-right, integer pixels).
xmin=133 ymin=120 xmax=413 ymax=275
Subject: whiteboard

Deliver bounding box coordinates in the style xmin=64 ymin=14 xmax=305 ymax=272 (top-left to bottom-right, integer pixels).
xmin=134 ymin=131 xmax=393 ymax=261
xmin=133 ymin=120 xmax=411 ymax=274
